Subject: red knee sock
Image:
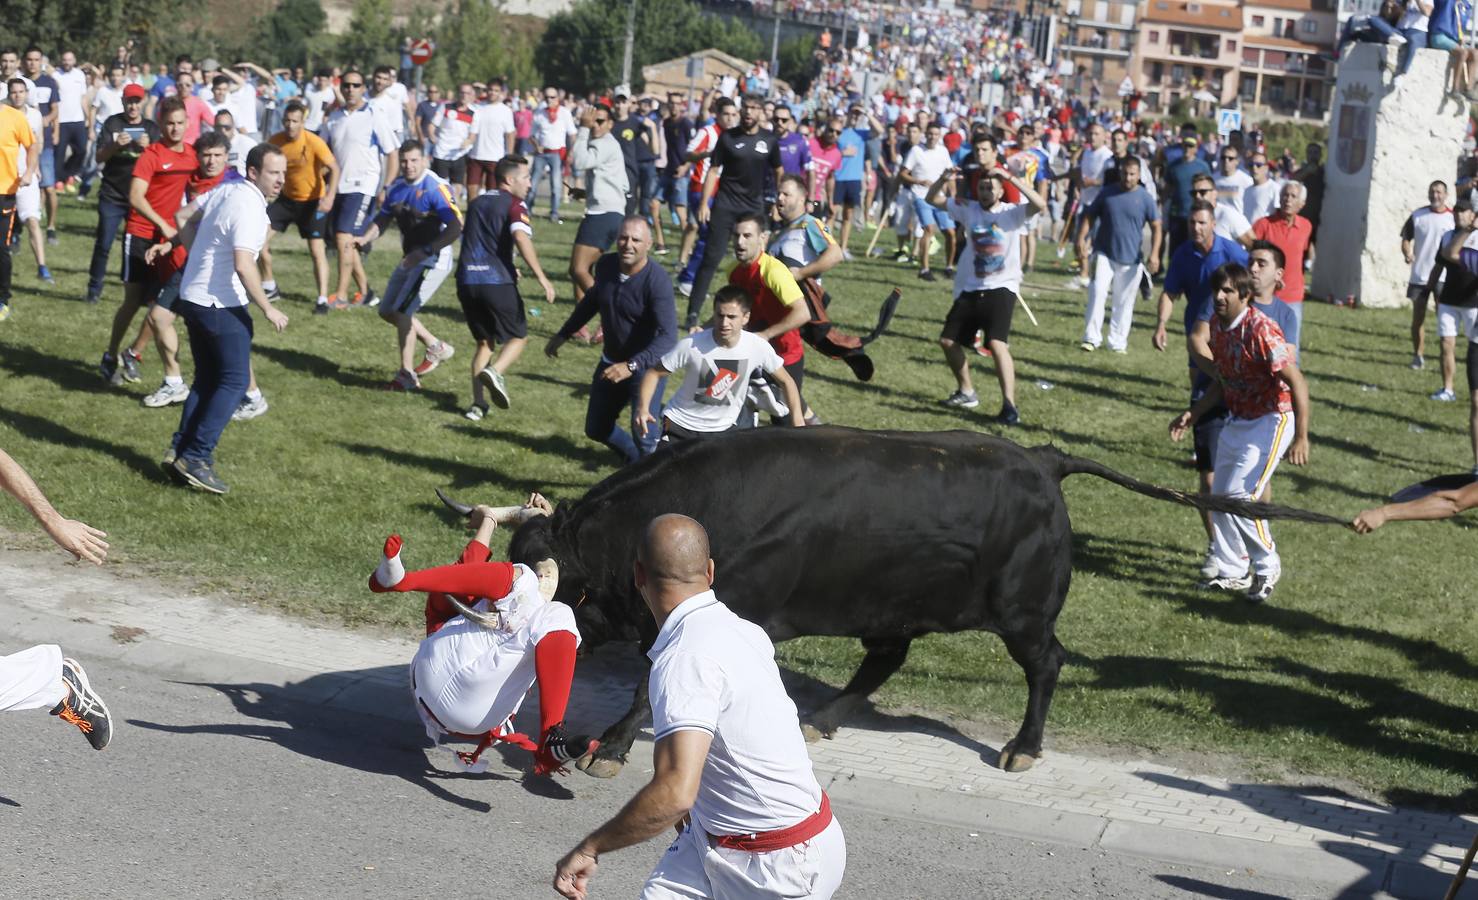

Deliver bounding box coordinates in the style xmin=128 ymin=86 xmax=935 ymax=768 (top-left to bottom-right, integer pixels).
xmin=534 ymin=631 xmax=578 ymax=735
xmin=369 ymin=535 xmax=515 ymax=599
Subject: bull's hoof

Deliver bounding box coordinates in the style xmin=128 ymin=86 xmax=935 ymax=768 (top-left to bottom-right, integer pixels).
xmin=998 ymin=741 xmax=1040 ymax=773
xmin=578 ymin=756 xmax=625 ymax=779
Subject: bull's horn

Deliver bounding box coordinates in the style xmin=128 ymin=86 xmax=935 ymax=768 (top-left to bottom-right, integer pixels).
xmin=445 ymin=594 xmax=501 ymax=630
xmin=534 ymin=558 xmax=559 ymax=602
xmin=435 ymin=488 xmax=473 ymax=516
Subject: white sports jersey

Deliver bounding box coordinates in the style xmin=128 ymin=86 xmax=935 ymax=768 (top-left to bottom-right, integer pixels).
xmin=303 ymin=83 xmax=335 ymax=132
xmin=324 ymin=103 xmax=399 ymax=194
xmin=369 ymin=80 xmax=409 ymax=142
xmin=1214 ymin=169 xmax=1253 ymax=215
xmin=470 ymin=101 xmax=515 ymax=162
xmin=53 ymin=67 xmax=88 ymax=123
xmin=1403 ymin=206 xmax=1456 ymax=286
xmin=431 ymin=103 xmax=475 ymax=161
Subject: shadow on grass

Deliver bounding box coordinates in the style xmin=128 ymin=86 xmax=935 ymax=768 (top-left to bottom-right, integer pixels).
xmin=1078 ymin=650 xmax=1478 ymax=810
xmin=0 ymin=343 xmax=105 ymax=394
xmin=337 ymin=440 xmax=587 ymax=493
xmin=251 ymin=344 xmax=388 ymax=391
xmin=516 ymin=370 xmax=589 ymax=399
xmin=0 ymin=407 xmax=166 ymax=482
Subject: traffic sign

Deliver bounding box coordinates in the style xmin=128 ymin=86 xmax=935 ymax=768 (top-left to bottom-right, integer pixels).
xmin=410 ymin=38 xmax=434 ymax=67
xmin=1217 ymin=107 xmax=1242 ymax=136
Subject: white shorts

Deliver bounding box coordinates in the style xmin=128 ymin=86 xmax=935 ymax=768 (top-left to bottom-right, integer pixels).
xmin=641 ymin=817 xmax=846 ymax=900
xmin=1436 ymin=303 xmax=1477 ymax=340
xmin=16 ymin=179 xmax=41 ymax=222
xmin=1 ymin=644 xmax=66 ymax=712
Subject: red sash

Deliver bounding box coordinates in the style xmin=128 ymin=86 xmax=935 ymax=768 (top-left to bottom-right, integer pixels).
xmin=712 ymin=792 xmax=832 ymax=852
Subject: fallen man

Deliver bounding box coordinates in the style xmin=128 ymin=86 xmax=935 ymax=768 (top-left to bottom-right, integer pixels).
xmin=368 ymin=496 xmax=597 ymax=775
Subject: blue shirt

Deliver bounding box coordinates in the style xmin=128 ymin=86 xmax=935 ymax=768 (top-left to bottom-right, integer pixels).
xmin=1164 ymin=236 xmax=1249 ymax=332
xmin=1087 ymin=183 xmax=1159 ymax=265
xmin=149 ymin=74 xmax=176 ymax=100
xmin=836 ymin=128 xmax=865 ymax=181
xmin=1253 ymin=297 xmax=1301 ymax=363
xmin=1165 ymin=157 xmax=1212 ymax=218
xmin=373 ymin=170 xmax=463 ymax=254
xmin=458 ymin=189 xmax=528 ymax=286
xmin=556 ymin=255 xmax=678 ymax=371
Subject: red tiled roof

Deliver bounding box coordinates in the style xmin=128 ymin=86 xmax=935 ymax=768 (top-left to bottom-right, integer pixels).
xmin=1141 ymin=0 xmax=1244 ymax=30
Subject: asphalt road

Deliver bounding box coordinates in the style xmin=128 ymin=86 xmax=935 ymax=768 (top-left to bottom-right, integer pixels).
xmin=0 ymin=655 xmax=1341 ymax=899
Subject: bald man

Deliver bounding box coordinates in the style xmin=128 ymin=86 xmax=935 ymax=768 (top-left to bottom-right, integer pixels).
xmin=553 ymin=514 xmax=845 ymax=900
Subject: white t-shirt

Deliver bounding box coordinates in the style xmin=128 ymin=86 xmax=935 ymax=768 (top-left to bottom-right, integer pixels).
xmin=1243 ymin=179 xmax=1282 ymax=223
xmin=230 ymin=83 xmax=260 ymax=135
xmin=431 ymin=104 xmax=475 ymax=161
xmin=1078 ymin=145 xmax=1113 ymax=207
xmin=324 ymin=104 xmax=400 ymax=193
xmin=53 ymin=67 xmax=88 ymax=123
xmin=902 ymin=142 xmax=952 ymax=198
xmin=92 ymin=84 xmax=124 ymax=123
xmin=1404 ymin=206 xmax=1456 ymax=285
xmin=369 ymin=81 xmax=409 ymax=142
xmin=647 ymin=591 xmax=824 ymax=836
xmin=179 ymin=181 xmax=270 ymax=308
xmin=1214 ymin=169 xmax=1254 ymax=215
xmin=470 ymin=101 xmax=515 ymax=162
xmin=227 ymin=132 xmax=256 ymax=175
xmin=1398 ymin=0 xmax=1430 ymax=30
xmin=1214 ymin=203 xmax=1252 ymax=242
xmin=659 ymin=331 xmax=785 ymax=432
xmin=17 ymin=106 xmax=43 ymax=171
xmin=531 ymin=105 xmax=577 ymax=151
xmin=947 ymin=199 xmax=1030 ymax=295
xmin=205 ymin=96 xmax=233 ymax=123
xmin=303 ymin=83 xmax=335 ymax=132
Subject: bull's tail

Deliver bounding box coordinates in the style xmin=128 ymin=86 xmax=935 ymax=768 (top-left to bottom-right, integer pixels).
xmin=1033 ymin=444 xmax=1347 ymax=526
xmin=858 ymin=288 xmax=902 ymax=347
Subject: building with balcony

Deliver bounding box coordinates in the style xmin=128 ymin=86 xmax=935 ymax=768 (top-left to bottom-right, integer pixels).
xmin=1239 ymin=0 xmax=1338 ymax=116
xmin=1131 ymin=0 xmax=1244 ymax=111
xmin=1057 ymin=0 xmax=1140 ymax=95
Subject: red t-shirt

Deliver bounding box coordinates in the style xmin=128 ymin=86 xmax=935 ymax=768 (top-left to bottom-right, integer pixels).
xmin=1251 ymin=213 xmax=1313 ymax=304
xmin=1210 ymin=306 xmax=1293 ymax=420
xmin=159 ymin=169 xmax=228 ymax=278
xmin=125 ymin=142 xmax=199 ymax=241
xmin=729 ymin=254 xmax=805 ymax=365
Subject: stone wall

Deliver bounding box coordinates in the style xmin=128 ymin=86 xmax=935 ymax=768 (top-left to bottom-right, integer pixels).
xmin=1310 ymin=44 xmax=1468 ymax=308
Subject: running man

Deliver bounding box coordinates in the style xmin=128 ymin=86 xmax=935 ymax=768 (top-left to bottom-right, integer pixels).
xmin=264 ymin=99 xmax=338 ymax=314
xmin=1402 ymin=181 xmax=1453 ymax=371
xmin=355 ymin=140 xmax=463 ymax=391
xmin=1170 ymin=263 xmax=1312 ymax=604
xmin=323 ymin=69 xmax=399 ymax=309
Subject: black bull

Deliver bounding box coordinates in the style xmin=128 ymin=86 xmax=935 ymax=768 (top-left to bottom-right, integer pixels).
xmin=457 ymin=427 xmax=1342 ymax=775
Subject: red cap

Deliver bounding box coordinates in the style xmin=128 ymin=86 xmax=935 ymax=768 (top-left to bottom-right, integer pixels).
xmin=123 ymin=83 xmax=147 ymax=100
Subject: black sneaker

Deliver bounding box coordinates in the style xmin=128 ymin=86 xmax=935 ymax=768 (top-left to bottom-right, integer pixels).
xmin=51 ymin=657 xmax=113 ymax=751
xmin=313 ymin=301 xmax=329 ymax=316
xmin=264 ymin=285 xmax=282 ymax=301
xmin=540 ymin=722 xmax=599 ymax=771
xmin=997 ymin=404 xmax=1020 ymax=426
xmin=362 ymin=289 xmax=380 ymax=308
xmin=46 ymin=228 xmax=59 ymax=246
xmin=173 ymin=458 xmax=229 ymax=494
xmin=85 ymin=289 xmax=101 ymax=305
xmin=119 ymin=349 xmax=142 ymax=383
xmin=1245 ymin=571 xmax=1281 ymax=605
xmin=99 ymin=352 xmax=121 ymax=384
xmin=918 ymin=269 xmax=937 ymax=282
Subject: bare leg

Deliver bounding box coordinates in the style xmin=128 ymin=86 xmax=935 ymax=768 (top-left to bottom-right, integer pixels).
xmin=470 ymin=340 xmax=494 ymax=406
xmin=493 ymin=336 xmax=526 ymax=373
xmin=940 ymin=338 xmax=972 ymax=394
xmin=107 ymin=284 xmax=148 ymax=356
xmin=568 ymin=243 xmax=602 ymax=303
xmin=307 ymin=238 xmax=330 ymax=298
xmin=259 ymin=231 xmax=278 ymax=286
xmin=1412 ymin=291 xmax=1429 ymax=360
xmin=1441 ymin=335 xmax=1457 ymax=393
xmin=23 ymin=218 xmax=44 ymax=266
xmin=147 ymin=304 xmax=181 ymax=379
xmin=918 ymin=225 xmax=935 ymax=273
xmin=349 ymin=246 xmax=368 ymax=295
xmin=838 ymin=205 xmax=855 ymax=252
xmin=989 ymin=339 xmax=1016 ymax=407
xmin=43 ymin=187 xmax=57 ymax=232
xmin=649 ymin=197 xmax=666 ymax=251
xmin=396 ymin=314 xmax=417 ymax=372
xmin=334 ymin=233 xmax=356 ymax=299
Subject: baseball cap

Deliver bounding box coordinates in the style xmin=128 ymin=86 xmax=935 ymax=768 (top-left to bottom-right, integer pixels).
xmin=1182 ymin=135 xmax=1199 ymax=146
xmin=123 ymin=83 xmax=147 ymax=100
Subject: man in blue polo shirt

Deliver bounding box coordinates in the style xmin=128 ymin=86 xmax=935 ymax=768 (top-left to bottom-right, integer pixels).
xmin=1154 ymin=200 xmax=1248 ymax=577
xmin=833 ymin=107 xmax=870 ymax=259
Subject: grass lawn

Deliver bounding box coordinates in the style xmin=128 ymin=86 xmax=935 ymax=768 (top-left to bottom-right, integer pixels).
xmin=1 ymin=194 xmax=1474 ymax=809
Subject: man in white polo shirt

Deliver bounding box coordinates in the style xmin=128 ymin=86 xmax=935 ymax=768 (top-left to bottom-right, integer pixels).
xmin=467 ymin=79 xmax=515 ymax=201
xmin=146 ymin=142 xmax=288 ymax=494
xmin=554 ymin=514 xmax=845 ymax=900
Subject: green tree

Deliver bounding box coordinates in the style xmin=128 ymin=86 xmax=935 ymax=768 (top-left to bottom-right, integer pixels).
xmin=537 ymin=0 xmax=763 ymax=95
xmin=435 ymin=0 xmax=537 ymax=89
xmin=776 ymin=35 xmax=820 ymax=94
xmin=340 ymin=0 xmax=398 ymax=71
xmin=254 ymin=0 xmax=328 ymax=70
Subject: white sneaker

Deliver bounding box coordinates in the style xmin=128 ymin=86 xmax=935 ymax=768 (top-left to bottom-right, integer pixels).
xmin=678 ymin=281 xmax=693 ymax=298
xmin=414 ymin=340 xmax=455 ymax=376
xmin=1431 ymin=388 xmax=1458 ymax=402
xmin=232 ymin=394 xmax=269 ymax=421
xmin=747 ymin=375 xmax=790 ymax=418
xmin=142 ymin=380 xmax=189 ymax=408
xmin=477 ymin=366 xmax=511 ymax=410
xmin=1199 ymin=544 xmax=1219 ymax=578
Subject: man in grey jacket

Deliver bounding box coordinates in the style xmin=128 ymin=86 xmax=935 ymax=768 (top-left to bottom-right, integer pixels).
xmin=568 ymin=104 xmax=630 ymax=307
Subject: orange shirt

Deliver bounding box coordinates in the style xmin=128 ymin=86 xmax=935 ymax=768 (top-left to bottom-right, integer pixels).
xmin=270 ymin=129 xmax=336 ymax=202
xmin=0 ymin=105 xmax=35 ymax=194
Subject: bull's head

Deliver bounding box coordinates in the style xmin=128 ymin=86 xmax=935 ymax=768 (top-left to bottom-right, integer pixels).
xmin=435 ymin=489 xmax=562 ymax=628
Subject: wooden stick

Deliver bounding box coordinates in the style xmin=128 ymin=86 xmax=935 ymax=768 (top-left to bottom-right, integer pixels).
xmin=1016 ymin=290 xmax=1039 ymax=328
xmin=865 ymin=211 xmax=887 ymax=258
xmin=1443 ymin=829 xmax=1478 ymax=900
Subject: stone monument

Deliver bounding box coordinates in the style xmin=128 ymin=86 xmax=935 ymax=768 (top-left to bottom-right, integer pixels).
xmin=1310 ymin=44 xmax=1468 ymax=309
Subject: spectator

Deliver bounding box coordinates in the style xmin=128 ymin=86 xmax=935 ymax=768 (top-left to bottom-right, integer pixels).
xmin=353 ymin=140 xmax=463 ymax=391
xmin=211 ymin=110 xmax=255 ymax=176
xmin=302 ymin=68 xmax=336 ymax=134
xmin=1248 ymin=240 xmax=1303 ymax=360
xmin=807 ymin=120 xmax=841 ymax=223
xmin=6 ymin=79 xmax=51 ymax=287
xmin=0 ymin=75 xmax=38 ymax=321
xmin=1068 ymin=123 xmax=1112 ymax=287
xmin=1195 ymin=173 xmax=1254 ymax=248
xmin=145 ymin=143 xmax=288 ymax=494
xmin=900 ymin=121 xmax=956 ymax=283
xmin=1251 ymin=182 xmax=1315 ymax=330
xmin=21 ymin=47 xmax=58 ymax=245
xmin=1293 ymin=142 xmax=1325 ymax=243
xmin=1393 ymin=0 xmax=1433 ymax=81
xmin=368 ymin=65 xmax=412 ymax=144
xmin=567 ymin=103 xmax=629 ymax=308
xmin=1213 ymin=142 xmax=1252 ymax=216
xmin=466 ymin=79 xmax=515 ymax=202
xmin=457 ymin=154 xmax=556 ymax=419
xmin=659 ymin=93 xmax=695 ymax=253
xmin=264 ymin=99 xmax=339 ymax=313
xmin=1163 ymin=133 xmax=1213 ymax=261
xmin=51 ymin=50 xmax=89 ymax=193
xmin=528 ymin=86 xmax=577 ymax=223
xmin=1242 ymin=151 xmax=1281 ymax=223
xmin=413 ymin=84 xmax=442 ymax=148
xmin=547 ymin=216 xmax=678 ymax=464
xmin=86 ymin=82 xmax=157 ymax=305
xmin=171 ymin=71 xmax=215 ymax=143
xmin=1403 ymin=181 xmax=1454 ymax=369
xmin=675 ymin=97 xmax=732 ymax=295
xmin=1075 ymin=155 xmax=1162 ymax=353
xmin=322 ymin=69 xmax=399 ymax=309
xmin=833 ymin=106 xmax=869 ymax=258
xmin=429 ymin=83 xmax=476 ymax=206
xmin=1423 ymin=200 xmax=1478 ymax=402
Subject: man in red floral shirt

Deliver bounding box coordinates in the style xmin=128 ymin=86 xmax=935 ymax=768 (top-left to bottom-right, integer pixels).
xmin=1170 ymin=262 xmax=1311 ymax=604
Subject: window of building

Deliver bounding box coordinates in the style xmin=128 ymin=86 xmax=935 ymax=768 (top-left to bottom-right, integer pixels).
xmin=1095 ymin=1 xmax=1108 ymax=21
xmin=1152 ymin=61 xmax=1164 ymax=81
xmin=1243 ymin=46 xmax=1260 ymax=64
xmin=1240 ymin=74 xmax=1257 ymax=99
xmin=1172 ymin=63 xmax=1186 ymax=83
xmin=1301 ymin=18 xmax=1319 ymax=34
xmin=1149 ymin=30 xmax=1160 ymax=44
xmin=1188 ymin=2 xmax=1201 ymax=12
xmin=1273 ymin=16 xmax=1283 ymax=32
xmin=1092 ymin=57 xmax=1105 ymax=78
xmin=1120 ymin=4 xmax=1136 ymax=25
xmin=1227 ymin=39 xmax=1237 ymax=51
xmin=1251 ymin=14 xmax=1265 ymax=25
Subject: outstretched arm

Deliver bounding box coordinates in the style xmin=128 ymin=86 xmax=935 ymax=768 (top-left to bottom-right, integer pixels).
xmin=0 ymin=449 xmax=109 ymax=564
xmin=1353 ymin=481 xmax=1478 ymax=533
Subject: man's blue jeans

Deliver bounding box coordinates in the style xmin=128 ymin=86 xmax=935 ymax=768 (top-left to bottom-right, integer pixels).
xmin=87 ymin=198 xmax=130 ymax=297
xmin=174 ymin=303 xmax=253 ymax=465
xmin=584 ymin=363 xmax=663 ymax=464
xmin=528 ymin=151 xmax=564 ymax=219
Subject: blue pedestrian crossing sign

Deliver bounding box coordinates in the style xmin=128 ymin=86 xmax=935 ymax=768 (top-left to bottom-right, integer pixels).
xmin=1217 ymin=108 xmax=1242 ymax=136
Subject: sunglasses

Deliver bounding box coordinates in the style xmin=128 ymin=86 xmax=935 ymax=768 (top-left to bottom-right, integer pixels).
xmin=1193 ymin=187 xmax=1215 ymax=195
xmin=343 ymin=81 xmax=364 ymax=88
xmin=1252 ymin=161 xmax=1268 ymax=167
xmin=1221 ymin=155 xmax=1238 ymax=161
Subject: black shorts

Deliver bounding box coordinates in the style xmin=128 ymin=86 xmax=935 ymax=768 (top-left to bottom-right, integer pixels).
xmin=430 ymin=156 xmax=467 ymax=186
xmin=268 ymin=197 xmax=327 ymax=239
xmin=941 ymin=288 xmax=1016 ymax=345
xmin=660 ymin=418 xmax=734 ymax=444
xmin=1193 ymin=413 xmax=1227 ymax=473
xmin=120 ymin=233 xmax=157 ymax=286
xmin=1468 ymin=339 xmax=1478 ymax=393
xmin=574 ymin=211 xmax=624 ymax=250
xmin=458 ymin=282 xmax=528 ymax=344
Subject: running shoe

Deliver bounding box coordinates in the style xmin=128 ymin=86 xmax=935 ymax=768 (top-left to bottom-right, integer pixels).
xmin=37 ymin=265 xmax=54 ymax=284
xmin=1430 ymin=388 xmax=1457 ymax=402
xmin=119 ymin=348 xmax=143 ymax=383
xmin=678 ymin=281 xmax=693 ymax=298
xmin=918 ymin=269 xmax=936 ymax=282
xmin=1245 ymin=570 xmax=1281 ymax=605
xmin=973 ymin=332 xmax=993 ymax=357
xmin=413 ymin=340 xmax=455 ymax=376
xmin=313 ymin=301 xmax=329 ymax=315
xmin=1409 ymin=355 xmax=1424 ymax=370
xmin=943 ymin=389 xmax=980 ymax=409
xmin=996 ymin=403 xmax=1020 ymax=426
xmin=1198 ymin=573 xmax=1253 ymax=592
xmin=172 ymin=457 xmax=229 ymax=494
xmin=231 ymin=394 xmax=269 ymax=421
xmin=385 ymin=369 xmax=420 ymax=392
xmin=46 ymin=228 xmax=59 ymax=245
xmin=464 ymin=403 xmax=488 ymax=421
xmin=142 ymin=380 xmax=189 ymax=408
xmin=361 ymin=289 xmax=380 ymax=308
xmin=1199 ymin=544 xmax=1219 ymax=579
xmin=328 ymin=294 xmax=351 ymax=310
xmin=51 ymin=658 xmax=113 ymax=751
xmin=264 ymin=284 xmax=281 ymax=301
xmin=476 ymin=366 xmax=511 ymax=409
xmin=99 ymin=352 xmax=122 ymax=385
xmin=1079 ymin=341 xmax=1097 ymax=352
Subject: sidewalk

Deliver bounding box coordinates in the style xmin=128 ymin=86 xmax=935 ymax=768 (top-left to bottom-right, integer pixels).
xmin=3 ymin=547 xmax=1473 ymax=898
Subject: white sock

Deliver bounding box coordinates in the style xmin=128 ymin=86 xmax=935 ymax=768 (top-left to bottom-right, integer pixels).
xmin=374 ymin=536 xmax=405 ymax=588
xmin=262 ymin=280 xmax=277 ymax=293
xmin=245 ymin=389 xmax=263 ymax=402
xmin=317 ymin=295 xmax=328 ymax=306
xmin=165 ymin=375 xmax=184 ymax=387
